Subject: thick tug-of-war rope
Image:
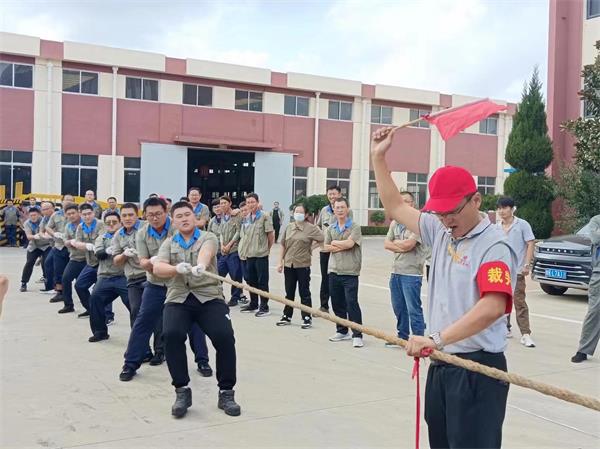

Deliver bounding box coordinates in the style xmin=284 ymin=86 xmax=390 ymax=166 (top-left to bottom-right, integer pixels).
xmin=200 ymin=270 xmax=600 ymax=413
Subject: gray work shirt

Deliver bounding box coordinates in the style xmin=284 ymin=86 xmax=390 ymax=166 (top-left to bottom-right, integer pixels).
xmin=419 ymin=213 xmax=517 ymax=354
xmin=386 ymin=220 xmax=426 ymax=276
xmin=40 ymin=215 xmax=55 ymax=248
xmin=47 ymin=210 xmax=68 ymax=250
xmin=136 ymin=219 xmax=175 ymax=286
xmin=495 ymin=217 xmax=535 ymax=274
xmin=207 ymin=215 xmax=223 ymax=243
xmin=94 ymin=232 xmax=124 ymax=277
xmin=219 ymin=214 xmax=241 ymax=253
xmin=111 ymin=221 xmax=146 ymax=281
xmin=157 ymin=230 xmax=224 ymax=304
xmin=588 ymin=215 xmax=600 ymax=270
xmin=65 ymin=220 xmax=86 ymax=262
xmin=325 ymin=220 xmax=362 ymax=276
xmin=76 ymin=219 xmax=105 ymax=267
xmin=2 ymin=206 xmax=19 ymax=225
xmin=24 ymin=219 xmax=50 ymax=252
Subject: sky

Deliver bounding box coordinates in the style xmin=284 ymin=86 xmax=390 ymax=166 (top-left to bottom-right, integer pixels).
xmin=0 ymin=0 xmax=550 ymax=102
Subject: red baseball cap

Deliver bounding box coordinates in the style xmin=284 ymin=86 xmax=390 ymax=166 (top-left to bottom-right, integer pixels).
xmin=422 ymin=166 xmax=477 ymax=213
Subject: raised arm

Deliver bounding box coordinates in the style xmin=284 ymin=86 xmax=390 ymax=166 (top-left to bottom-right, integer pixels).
xmin=371 ymin=127 xmax=421 ymax=236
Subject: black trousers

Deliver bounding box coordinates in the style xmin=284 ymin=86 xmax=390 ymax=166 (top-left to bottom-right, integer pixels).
xmin=273 ymin=224 xmax=281 ymax=242
xmin=246 ymin=256 xmax=269 ymax=311
xmin=319 ymin=252 xmax=330 ymax=309
xmin=127 ymin=278 xmax=146 ymax=327
xmin=163 ymin=295 xmax=236 ymax=390
xmin=425 ymin=351 xmax=509 ymax=449
xmin=21 ymin=247 xmax=50 ymax=284
xmin=329 ymin=273 xmax=362 ymax=338
xmin=283 ymin=266 xmax=312 ymax=319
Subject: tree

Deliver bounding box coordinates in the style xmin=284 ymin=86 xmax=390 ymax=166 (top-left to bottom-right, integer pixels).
xmin=504 ymin=67 xmax=555 ymax=238
xmin=370 ymin=210 xmax=386 ymax=225
xmin=290 ymin=194 xmax=329 ymax=216
xmin=559 ymin=41 xmax=600 ymax=230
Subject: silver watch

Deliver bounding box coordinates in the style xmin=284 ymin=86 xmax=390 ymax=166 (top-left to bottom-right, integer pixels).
xmin=429 ymin=332 xmax=444 ymax=350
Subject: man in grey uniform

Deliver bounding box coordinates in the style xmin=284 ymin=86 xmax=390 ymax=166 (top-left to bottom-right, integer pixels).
xmin=571 ymin=214 xmax=600 ymax=363
xmin=372 ymin=126 xmax=517 ymax=449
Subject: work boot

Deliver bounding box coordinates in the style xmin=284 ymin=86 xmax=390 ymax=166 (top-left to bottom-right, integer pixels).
xmin=171 ymin=387 xmax=192 ymax=418
xmin=49 ymin=292 xmax=63 ymax=303
xmin=218 ymin=390 xmax=241 ymax=416
xmin=149 ymin=352 xmax=165 ymax=366
xmin=20 ymin=283 xmax=27 ymax=292
xmin=227 ymin=299 xmax=238 ymax=307
xmin=88 ymin=333 xmax=109 ymax=343
xmin=58 ymin=305 xmax=74 ymax=314
xmin=197 ymin=362 xmax=213 ymax=377
xmin=119 ymin=366 xmax=136 ymax=382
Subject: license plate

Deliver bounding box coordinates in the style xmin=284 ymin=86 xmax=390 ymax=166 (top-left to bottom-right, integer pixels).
xmin=545 ymin=268 xmax=567 ymax=280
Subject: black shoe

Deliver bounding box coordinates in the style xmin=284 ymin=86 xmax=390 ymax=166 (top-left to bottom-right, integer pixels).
xmin=58 ymin=305 xmax=75 ymax=314
xmin=119 ymin=366 xmax=137 ymax=381
xmin=227 ymin=299 xmax=239 ymax=307
xmin=197 ymin=362 xmax=213 ymax=377
xmin=142 ymin=352 xmax=154 ymax=364
xmin=571 ymin=352 xmax=588 ymax=363
xmin=218 ymin=390 xmax=241 ymax=416
xmin=255 ymin=309 xmax=271 ymax=317
xmin=78 ymin=311 xmax=90 ymax=319
xmin=276 ymin=315 xmax=291 ymax=326
xmin=20 ymin=283 xmax=27 ymax=292
xmin=240 ymin=304 xmax=258 ymax=313
xmin=88 ymin=333 xmax=109 ymax=343
xmin=172 ymin=387 xmax=192 ymax=418
xmin=106 ymin=317 xmax=115 ymax=326
xmin=239 ymin=295 xmax=249 ymax=304
xmin=49 ymin=293 xmax=63 ymax=303
xmin=301 ymin=317 xmax=312 ymax=329
xmin=149 ymin=352 xmax=165 ymax=366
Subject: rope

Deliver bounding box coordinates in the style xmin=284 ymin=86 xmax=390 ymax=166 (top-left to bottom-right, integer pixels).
xmin=201 ymin=270 xmax=600 ymax=412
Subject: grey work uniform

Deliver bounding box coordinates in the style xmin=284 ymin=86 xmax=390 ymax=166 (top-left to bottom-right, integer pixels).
xmin=418 ymin=213 xmax=517 ymax=449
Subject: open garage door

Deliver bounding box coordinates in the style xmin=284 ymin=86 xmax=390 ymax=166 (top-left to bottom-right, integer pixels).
xmin=140 ymin=143 xmax=187 ymax=201
xmin=254 ymin=151 xmax=293 ymax=220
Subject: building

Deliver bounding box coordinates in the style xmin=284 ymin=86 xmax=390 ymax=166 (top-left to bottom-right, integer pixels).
xmin=547 ymin=0 xmax=600 ymax=178
xmin=0 ymin=32 xmax=515 ymax=224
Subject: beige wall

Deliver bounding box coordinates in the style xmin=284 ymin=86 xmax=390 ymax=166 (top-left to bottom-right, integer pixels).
xmin=375 ymin=85 xmax=439 ymax=106
xmin=582 ymin=14 xmax=600 ymax=66
xmin=288 ymin=72 xmax=362 ymax=97
xmin=212 ymin=86 xmax=234 ymax=109
xmin=160 ymin=80 xmax=182 ymax=105
xmin=0 ymin=32 xmax=39 ymax=56
xmin=187 ymin=59 xmax=271 ymax=85
xmin=264 ymin=91 xmax=284 ymax=115
xmin=64 ymin=42 xmax=165 ymax=72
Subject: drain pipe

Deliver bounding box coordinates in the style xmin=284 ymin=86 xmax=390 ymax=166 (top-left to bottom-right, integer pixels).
xmin=111 ymin=66 xmax=118 ymax=196
xmin=312 ymin=92 xmax=321 ymax=194
xmin=46 ymin=61 xmax=53 ymax=193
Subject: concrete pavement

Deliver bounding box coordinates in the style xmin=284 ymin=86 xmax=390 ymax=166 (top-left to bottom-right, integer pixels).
xmin=1 ymin=239 xmax=599 ymax=448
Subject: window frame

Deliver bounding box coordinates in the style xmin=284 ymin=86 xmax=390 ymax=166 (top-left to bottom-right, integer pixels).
xmin=60 ymin=153 xmax=98 ymax=197
xmin=234 ymin=89 xmax=263 ymax=112
xmin=0 ymin=61 xmax=34 ymax=90
xmin=587 ymin=0 xmax=600 ymax=19
xmin=371 ymin=105 xmax=393 ymax=125
xmin=292 ymin=166 xmax=309 ymax=202
xmin=182 ymin=83 xmax=213 ymax=107
xmin=407 ymin=172 xmax=428 ymax=209
xmin=368 ymin=171 xmax=383 ymax=209
xmin=0 ymin=150 xmax=33 ymax=198
xmin=326 ymin=168 xmax=351 ymax=198
xmin=125 ymin=76 xmax=159 ymax=102
xmin=477 ymin=176 xmax=496 ymax=196
xmin=328 ymin=100 xmax=353 ymax=121
xmin=409 ymin=109 xmax=430 ymax=128
xmin=284 ymin=95 xmax=310 ymax=117
xmin=62 ymin=69 xmax=99 ymax=96
xmin=123 ymin=157 xmax=141 ymax=203
xmin=479 ymin=117 xmax=498 ymax=135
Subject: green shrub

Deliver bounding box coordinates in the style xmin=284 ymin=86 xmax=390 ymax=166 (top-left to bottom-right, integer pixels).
xmin=370 ymin=210 xmax=386 ymax=225
xmin=361 ymin=226 xmax=389 ymax=235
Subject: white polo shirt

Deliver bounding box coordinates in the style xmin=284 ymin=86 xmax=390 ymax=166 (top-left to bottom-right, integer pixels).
xmin=495 ymin=217 xmax=535 ymax=274
xmin=419 ymin=213 xmax=517 ymax=354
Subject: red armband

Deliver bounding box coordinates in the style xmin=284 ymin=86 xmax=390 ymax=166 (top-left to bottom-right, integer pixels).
xmin=476 ymin=261 xmax=513 ymax=314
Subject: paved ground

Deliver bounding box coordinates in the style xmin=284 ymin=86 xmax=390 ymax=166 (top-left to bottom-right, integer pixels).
xmin=1 ymin=239 xmax=599 ymax=449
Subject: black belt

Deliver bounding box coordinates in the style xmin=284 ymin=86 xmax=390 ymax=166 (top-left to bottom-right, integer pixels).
xmin=429 ymin=350 xmax=505 ymax=367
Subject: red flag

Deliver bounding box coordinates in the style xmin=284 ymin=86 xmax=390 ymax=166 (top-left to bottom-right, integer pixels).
xmin=423 ymin=99 xmax=507 ymax=141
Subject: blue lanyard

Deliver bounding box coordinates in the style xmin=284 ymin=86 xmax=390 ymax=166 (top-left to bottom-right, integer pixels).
xmin=332 ymin=218 xmax=353 ymax=233
xmin=148 ymin=217 xmax=170 ymax=240
xmin=193 ymin=203 xmax=204 ymax=215
xmin=104 ymin=232 xmax=115 ymax=239
xmin=28 ymin=219 xmax=41 ymax=234
xmin=68 ymin=219 xmax=82 ymax=233
xmin=173 ymin=228 xmax=200 ymax=250
xmin=119 ymin=220 xmax=140 ymax=236
xmin=81 ymin=219 xmax=97 ymax=236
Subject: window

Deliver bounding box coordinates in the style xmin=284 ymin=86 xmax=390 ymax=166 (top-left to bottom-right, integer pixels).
xmin=368 ymin=171 xmax=383 ymax=209
xmin=124 ymin=157 xmax=141 ymax=203
xmin=479 ymin=117 xmax=498 ymax=135
xmin=588 ymin=0 xmax=600 ymax=18
xmin=407 ymin=172 xmax=428 ymax=209
xmin=284 ymin=95 xmax=309 ymax=116
xmin=61 ymin=154 xmax=98 ymax=197
xmin=409 ymin=109 xmax=430 ymax=128
xmin=328 ymin=100 xmax=353 ymax=121
xmin=292 ymin=166 xmax=308 ymax=202
xmin=125 ymin=77 xmax=158 ymax=101
xmin=182 ymin=84 xmax=212 ymax=107
xmin=62 ymin=69 xmax=98 ymax=94
xmin=235 ymin=90 xmax=263 ymax=111
xmin=477 ymin=176 xmax=496 ymax=195
xmin=0 ymin=62 xmax=33 ymax=88
xmin=0 ymin=150 xmax=32 ymax=198
xmin=371 ymin=105 xmax=393 ymax=124
xmin=326 ymin=168 xmax=351 ymax=198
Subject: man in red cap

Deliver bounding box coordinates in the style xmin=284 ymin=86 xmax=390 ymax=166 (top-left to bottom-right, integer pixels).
xmin=371 ymin=127 xmax=517 ymax=449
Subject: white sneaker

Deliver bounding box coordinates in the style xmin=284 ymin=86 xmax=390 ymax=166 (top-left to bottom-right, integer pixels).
xmin=520 ymin=334 xmax=536 ymax=347
xmin=329 ymin=333 xmax=351 ymax=342
xmin=352 ymin=337 xmax=364 ymax=348
xmin=506 ymin=329 xmax=513 ymax=339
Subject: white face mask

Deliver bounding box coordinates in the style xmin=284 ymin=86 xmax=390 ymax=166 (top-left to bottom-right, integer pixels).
xmin=293 ymin=213 xmax=305 ymax=222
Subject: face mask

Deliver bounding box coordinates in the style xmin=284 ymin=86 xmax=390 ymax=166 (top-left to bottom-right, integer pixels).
xmin=293 ymin=213 xmax=305 ymax=222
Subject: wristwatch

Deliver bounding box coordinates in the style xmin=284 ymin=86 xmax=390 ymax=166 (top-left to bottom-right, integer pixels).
xmin=429 ymin=332 xmax=444 ymax=351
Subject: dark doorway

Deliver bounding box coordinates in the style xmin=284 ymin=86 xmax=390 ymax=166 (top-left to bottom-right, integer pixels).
xmin=187 ymin=148 xmax=255 ymax=206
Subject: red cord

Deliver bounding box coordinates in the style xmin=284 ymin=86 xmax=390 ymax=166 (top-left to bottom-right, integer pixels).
xmin=412 ymin=348 xmax=433 ymax=449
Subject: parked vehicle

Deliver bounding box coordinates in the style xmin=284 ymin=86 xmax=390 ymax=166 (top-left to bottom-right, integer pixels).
xmin=531 ymin=224 xmax=592 ymax=296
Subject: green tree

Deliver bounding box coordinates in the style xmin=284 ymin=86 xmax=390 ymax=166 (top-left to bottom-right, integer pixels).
xmin=504 ymin=67 xmax=555 ymax=238
xmin=559 ymin=41 xmax=600 ymax=230
xmin=370 ymin=210 xmax=386 ymax=225
xmin=290 ymin=194 xmax=329 ymax=215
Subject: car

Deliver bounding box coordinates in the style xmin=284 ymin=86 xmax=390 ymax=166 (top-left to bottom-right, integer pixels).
xmin=531 ymin=224 xmax=593 ymax=296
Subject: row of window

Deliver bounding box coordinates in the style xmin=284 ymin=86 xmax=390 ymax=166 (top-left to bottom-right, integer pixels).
xmin=588 ymin=0 xmax=600 ymax=19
